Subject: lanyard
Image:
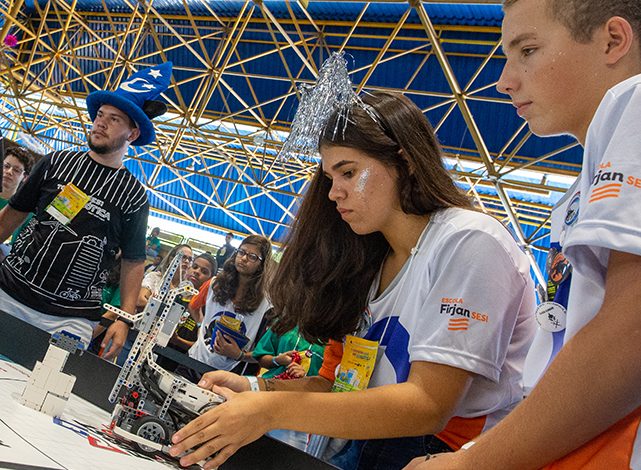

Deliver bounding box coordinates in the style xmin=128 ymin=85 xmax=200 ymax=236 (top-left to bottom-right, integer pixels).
xmin=373 ymin=217 xmax=433 ymax=343
xmin=69 ymin=152 xmax=124 ymax=199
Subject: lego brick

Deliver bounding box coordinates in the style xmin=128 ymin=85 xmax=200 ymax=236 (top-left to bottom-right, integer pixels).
xmin=46 ymin=372 xmax=76 ymax=398
xmin=41 ymin=393 xmax=68 ymax=417
xmin=42 ymin=345 xmax=70 ymax=370
xmin=27 ymin=362 xmax=53 ymax=389
xmin=19 ymin=385 xmax=48 ymax=409
xmin=51 ymin=330 xmax=84 ymax=354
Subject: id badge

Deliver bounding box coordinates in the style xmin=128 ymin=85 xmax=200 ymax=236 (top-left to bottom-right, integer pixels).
xmin=331 ymin=335 xmax=378 ymax=393
xmin=535 ymin=301 xmax=567 ymax=333
xmin=219 ymin=314 xmax=243 ymax=332
xmin=299 ymin=350 xmax=313 ymax=374
xmin=546 ymin=248 xmax=572 ymax=285
xmin=45 ymin=183 xmax=90 ymax=225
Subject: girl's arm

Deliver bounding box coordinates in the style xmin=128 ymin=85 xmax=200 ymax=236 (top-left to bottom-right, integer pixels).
xmin=171 ymin=360 xmax=472 ymax=468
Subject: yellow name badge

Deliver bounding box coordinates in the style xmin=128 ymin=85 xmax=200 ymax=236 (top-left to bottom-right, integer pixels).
xmin=219 ymin=314 xmax=242 ymax=332
xmin=299 ymin=350 xmax=312 ymax=374
xmin=45 ymin=183 xmax=90 ymax=225
xmin=332 ymin=335 xmax=379 ymax=392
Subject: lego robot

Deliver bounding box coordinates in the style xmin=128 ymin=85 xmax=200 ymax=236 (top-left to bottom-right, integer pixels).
xmin=104 ymin=252 xmax=225 ymax=455
xmin=18 ymin=330 xmax=85 ymax=417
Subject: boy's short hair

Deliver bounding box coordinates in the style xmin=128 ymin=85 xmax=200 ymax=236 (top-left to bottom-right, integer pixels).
xmin=504 ymin=0 xmax=641 ymax=44
xmin=195 ymin=252 xmax=217 ymax=274
xmin=5 ymin=146 xmax=35 ymax=174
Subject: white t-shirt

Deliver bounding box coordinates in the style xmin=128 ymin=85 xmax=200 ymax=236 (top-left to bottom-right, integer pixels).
xmin=563 ymin=74 xmax=641 ymax=340
xmin=141 ymin=270 xmax=163 ymax=296
xmin=540 ymin=73 xmax=641 ymax=468
xmin=364 ymin=207 xmax=536 ymax=419
xmin=522 ymin=177 xmax=580 ymax=393
xmin=188 ymin=282 xmax=271 ymax=371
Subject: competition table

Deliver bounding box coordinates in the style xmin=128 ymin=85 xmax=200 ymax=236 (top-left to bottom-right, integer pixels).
xmin=0 ymin=310 xmax=337 ymax=470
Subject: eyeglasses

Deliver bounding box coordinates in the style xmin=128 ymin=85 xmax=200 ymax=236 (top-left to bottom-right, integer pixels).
xmin=236 ymin=248 xmax=263 ymax=263
xmin=2 ymin=162 xmax=25 ymax=174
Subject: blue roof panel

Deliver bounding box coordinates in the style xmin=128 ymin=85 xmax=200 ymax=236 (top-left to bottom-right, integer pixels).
xmin=29 ymin=1 xmax=504 ymax=27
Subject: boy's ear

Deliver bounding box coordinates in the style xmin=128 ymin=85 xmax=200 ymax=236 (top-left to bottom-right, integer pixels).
xmin=128 ymin=127 xmax=141 ymax=143
xmin=603 ymin=16 xmax=635 ymax=65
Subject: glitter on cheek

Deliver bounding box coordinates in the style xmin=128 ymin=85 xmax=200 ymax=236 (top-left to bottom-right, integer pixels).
xmin=356 ymin=167 xmax=371 ymax=194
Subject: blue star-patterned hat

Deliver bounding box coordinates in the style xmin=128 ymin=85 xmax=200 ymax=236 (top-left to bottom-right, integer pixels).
xmin=86 ymin=62 xmax=172 ymax=146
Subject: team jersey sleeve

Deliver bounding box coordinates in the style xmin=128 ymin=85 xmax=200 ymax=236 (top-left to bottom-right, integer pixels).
xmin=8 ymin=154 xmax=52 ymax=213
xmin=408 ymin=228 xmax=532 ymax=382
xmin=141 ymin=271 xmax=161 ymax=293
xmin=120 ymin=200 xmax=149 ymax=260
xmin=251 ymin=328 xmax=278 ymax=359
xmin=318 ymin=339 xmax=343 ymax=382
xmin=564 ymin=83 xmax=641 ymax=275
xmin=189 ymin=279 xmax=211 ymax=311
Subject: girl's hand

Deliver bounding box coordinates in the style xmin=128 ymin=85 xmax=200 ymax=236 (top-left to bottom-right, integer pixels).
xmin=286 ymin=362 xmax=306 ymax=378
xmin=197 ymin=371 xmax=252 ymax=393
xmin=402 ymin=452 xmax=465 ymax=470
xmin=169 ymin=387 xmax=275 ymax=469
xmin=213 ymin=331 xmax=241 ymax=359
xmin=273 ymin=350 xmax=296 ymax=366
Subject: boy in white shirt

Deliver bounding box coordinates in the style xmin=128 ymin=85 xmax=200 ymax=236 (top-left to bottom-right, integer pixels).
xmin=410 ymin=0 xmax=641 ymax=468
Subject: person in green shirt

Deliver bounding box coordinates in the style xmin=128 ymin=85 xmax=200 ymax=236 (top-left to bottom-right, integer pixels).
xmin=0 ymin=146 xmax=34 ymax=260
xmin=252 ymin=326 xmax=325 ymax=379
xmin=252 ymin=326 xmax=325 ymax=451
xmin=145 ymin=227 xmax=161 ymax=257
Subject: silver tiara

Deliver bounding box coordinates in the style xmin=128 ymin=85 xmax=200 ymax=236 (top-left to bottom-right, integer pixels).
xmin=278 ymin=52 xmax=380 ymax=161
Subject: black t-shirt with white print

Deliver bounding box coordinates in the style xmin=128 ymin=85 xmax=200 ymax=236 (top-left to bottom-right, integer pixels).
xmin=0 ymin=150 xmax=149 ymax=320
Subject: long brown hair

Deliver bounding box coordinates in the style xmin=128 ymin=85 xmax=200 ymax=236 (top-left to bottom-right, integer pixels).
xmin=212 ymin=234 xmax=273 ymax=313
xmin=270 ymin=91 xmax=471 ymax=343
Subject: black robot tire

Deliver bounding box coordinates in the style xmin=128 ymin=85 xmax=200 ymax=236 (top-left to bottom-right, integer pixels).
xmin=131 ymin=416 xmax=171 ymax=454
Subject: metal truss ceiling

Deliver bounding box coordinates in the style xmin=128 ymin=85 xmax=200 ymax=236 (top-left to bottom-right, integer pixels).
xmin=0 ymin=0 xmax=582 ymax=282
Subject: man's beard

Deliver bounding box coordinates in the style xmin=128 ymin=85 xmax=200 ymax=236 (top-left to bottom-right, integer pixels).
xmin=88 ymin=133 xmax=129 ymax=155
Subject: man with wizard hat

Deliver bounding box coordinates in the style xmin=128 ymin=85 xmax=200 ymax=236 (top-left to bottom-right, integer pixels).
xmin=0 ymin=62 xmax=172 ymax=360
